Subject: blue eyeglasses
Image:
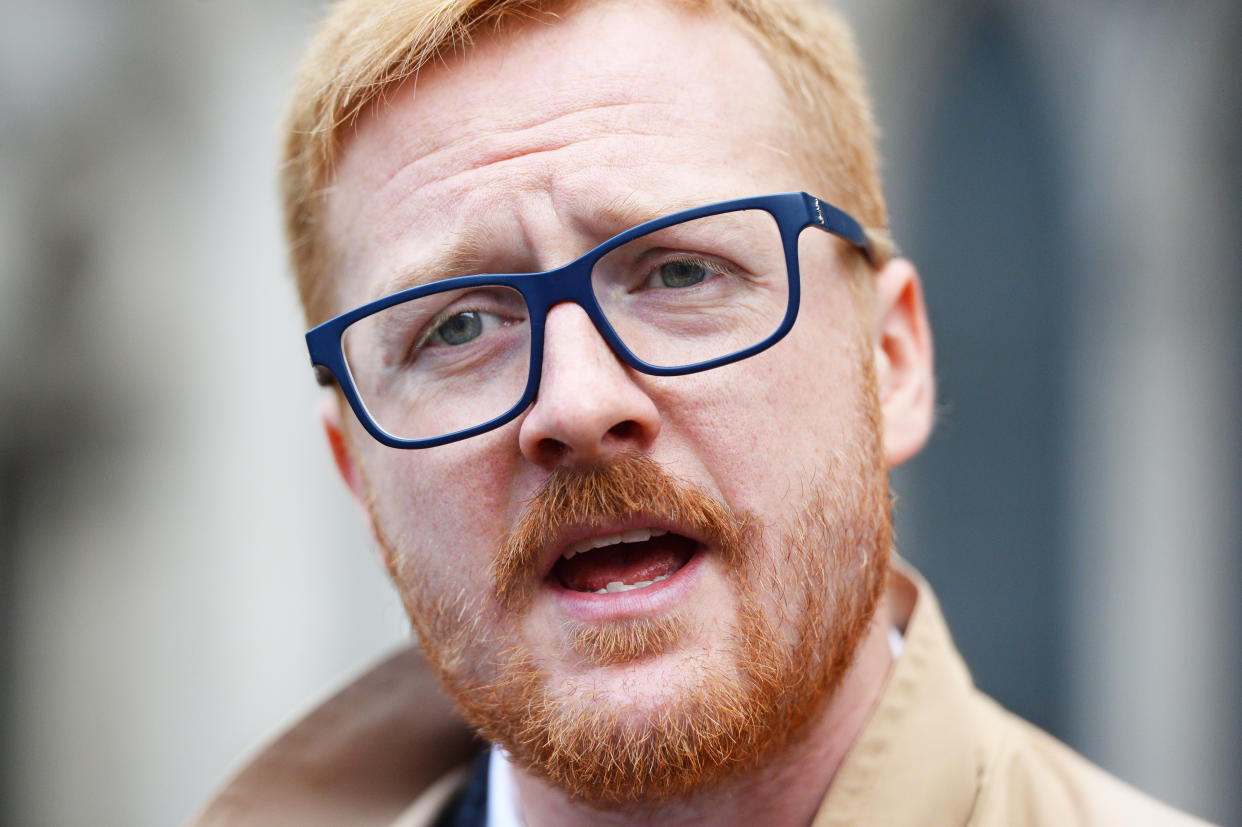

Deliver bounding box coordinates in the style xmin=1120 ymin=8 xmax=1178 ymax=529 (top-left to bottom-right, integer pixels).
xmin=306 ymin=191 xmax=874 ymax=448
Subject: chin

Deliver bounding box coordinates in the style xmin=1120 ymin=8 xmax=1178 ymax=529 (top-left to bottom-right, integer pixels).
xmin=558 ymin=633 xmax=742 ymax=718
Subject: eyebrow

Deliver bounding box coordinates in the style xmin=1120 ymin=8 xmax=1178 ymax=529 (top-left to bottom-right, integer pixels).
xmin=592 ymin=192 xmax=714 ymax=233
xmin=376 ymin=192 xmax=727 ymax=298
xmin=379 ymin=224 xmax=493 ymax=297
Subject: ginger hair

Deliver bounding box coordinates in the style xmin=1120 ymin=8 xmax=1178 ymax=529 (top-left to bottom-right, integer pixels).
xmin=282 ymin=0 xmax=891 ymax=325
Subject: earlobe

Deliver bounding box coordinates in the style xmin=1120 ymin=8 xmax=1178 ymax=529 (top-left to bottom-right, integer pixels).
xmin=872 ymin=258 xmax=935 ymax=468
xmin=320 ymin=395 xmax=366 ymax=501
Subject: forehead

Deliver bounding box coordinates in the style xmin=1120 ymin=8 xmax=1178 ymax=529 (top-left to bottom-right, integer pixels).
xmin=325 ymin=0 xmax=805 ymax=307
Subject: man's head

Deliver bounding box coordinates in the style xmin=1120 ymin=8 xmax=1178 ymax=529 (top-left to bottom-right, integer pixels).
xmin=284 ymin=0 xmax=933 ymax=810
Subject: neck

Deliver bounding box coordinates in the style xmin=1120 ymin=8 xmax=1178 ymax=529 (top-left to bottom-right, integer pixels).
xmin=510 ymin=597 xmax=896 ymax=827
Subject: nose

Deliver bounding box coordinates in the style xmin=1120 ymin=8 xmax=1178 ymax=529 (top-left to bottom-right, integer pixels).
xmin=518 ymin=302 xmax=661 ymax=468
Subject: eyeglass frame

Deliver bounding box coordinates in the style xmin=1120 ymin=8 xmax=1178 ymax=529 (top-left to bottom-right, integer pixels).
xmin=306 ymin=191 xmax=875 ymax=449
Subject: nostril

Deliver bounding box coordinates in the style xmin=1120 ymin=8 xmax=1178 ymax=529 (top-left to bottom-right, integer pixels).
xmin=607 ymin=420 xmax=643 ymax=442
xmin=535 ymin=437 xmax=570 ymax=466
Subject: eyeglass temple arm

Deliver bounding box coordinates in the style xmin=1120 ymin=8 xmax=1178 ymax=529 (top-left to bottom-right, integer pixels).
xmin=805 ymin=194 xmax=878 ymax=268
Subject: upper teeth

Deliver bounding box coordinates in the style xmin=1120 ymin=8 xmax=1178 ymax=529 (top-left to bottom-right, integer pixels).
xmin=562 ymin=528 xmax=667 ymax=559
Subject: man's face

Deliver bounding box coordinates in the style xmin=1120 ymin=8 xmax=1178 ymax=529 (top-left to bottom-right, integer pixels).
xmin=323 ymin=0 xmax=918 ymax=807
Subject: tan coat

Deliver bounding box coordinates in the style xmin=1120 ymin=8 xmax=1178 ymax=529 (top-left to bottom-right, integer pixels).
xmin=191 ymin=566 xmax=1211 ymax=826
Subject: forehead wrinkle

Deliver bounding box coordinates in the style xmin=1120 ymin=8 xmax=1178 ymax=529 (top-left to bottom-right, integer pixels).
xmin=385 ymin=128 xmax=669 ymax=217
xmin=364 ymin=96 xmax=677 ymax=205
xmin=439 ymin=98 xmax=672 ymax=174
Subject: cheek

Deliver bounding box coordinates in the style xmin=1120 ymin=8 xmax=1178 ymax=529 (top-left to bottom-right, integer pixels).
xmin=651 ymin=298 xmax=871 ymax=521
xmin=356 ymin=428 xmax=520 ymax=582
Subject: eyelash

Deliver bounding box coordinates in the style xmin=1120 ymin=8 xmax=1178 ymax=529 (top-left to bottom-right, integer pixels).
xmin=640 ymin=253 xmax=734 ymax=285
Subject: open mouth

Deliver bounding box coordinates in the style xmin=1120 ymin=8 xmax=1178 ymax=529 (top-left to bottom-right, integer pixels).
xmin=551 ymin=529 xmax=698 ymax=595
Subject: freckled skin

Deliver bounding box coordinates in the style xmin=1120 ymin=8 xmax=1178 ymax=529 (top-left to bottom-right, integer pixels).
xmin=323 ymin=1 xmax=932 ymax=824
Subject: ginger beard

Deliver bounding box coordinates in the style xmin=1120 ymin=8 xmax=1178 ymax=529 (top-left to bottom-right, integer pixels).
xmin=366 ymin=354 xmax=892 ymax=808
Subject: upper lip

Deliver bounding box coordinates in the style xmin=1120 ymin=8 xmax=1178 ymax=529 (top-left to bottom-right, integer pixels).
xmin=538 ymin=517 xmax=706 ymax=580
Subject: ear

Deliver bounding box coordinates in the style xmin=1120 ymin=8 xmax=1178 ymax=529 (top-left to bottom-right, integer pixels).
xmin=320 ymin=394 xmax=366 ymax=502
xmin=871 ymin=257 xmax=934 ymax=467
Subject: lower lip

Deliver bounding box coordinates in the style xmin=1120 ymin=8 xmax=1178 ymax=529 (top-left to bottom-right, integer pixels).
xmin=548 ymin=547 xmax=707 ymax=622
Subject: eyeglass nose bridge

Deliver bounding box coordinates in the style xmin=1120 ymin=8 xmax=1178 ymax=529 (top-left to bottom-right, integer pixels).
xmin=514 ymin=252 xmax=643 ymax=384
xmin=513 ymin=259 xmax=630 ymax=432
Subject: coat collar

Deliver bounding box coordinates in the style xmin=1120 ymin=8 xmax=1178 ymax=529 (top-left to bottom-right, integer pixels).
xmin=812 ymin=562 xmax=985 ymax=826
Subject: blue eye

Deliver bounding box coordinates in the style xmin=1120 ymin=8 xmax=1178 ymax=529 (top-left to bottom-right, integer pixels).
xmin=658 ymin=259 xmax=709 ymax=288
xmin=636 ymin=256 xmax=732 ymax=292
xmin=431 ymin=311 xmax=484 ymax=346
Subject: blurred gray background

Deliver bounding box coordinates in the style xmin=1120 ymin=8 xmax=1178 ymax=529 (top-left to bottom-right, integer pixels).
xmin=2 ymin=1 xmax=1239 ymax=824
